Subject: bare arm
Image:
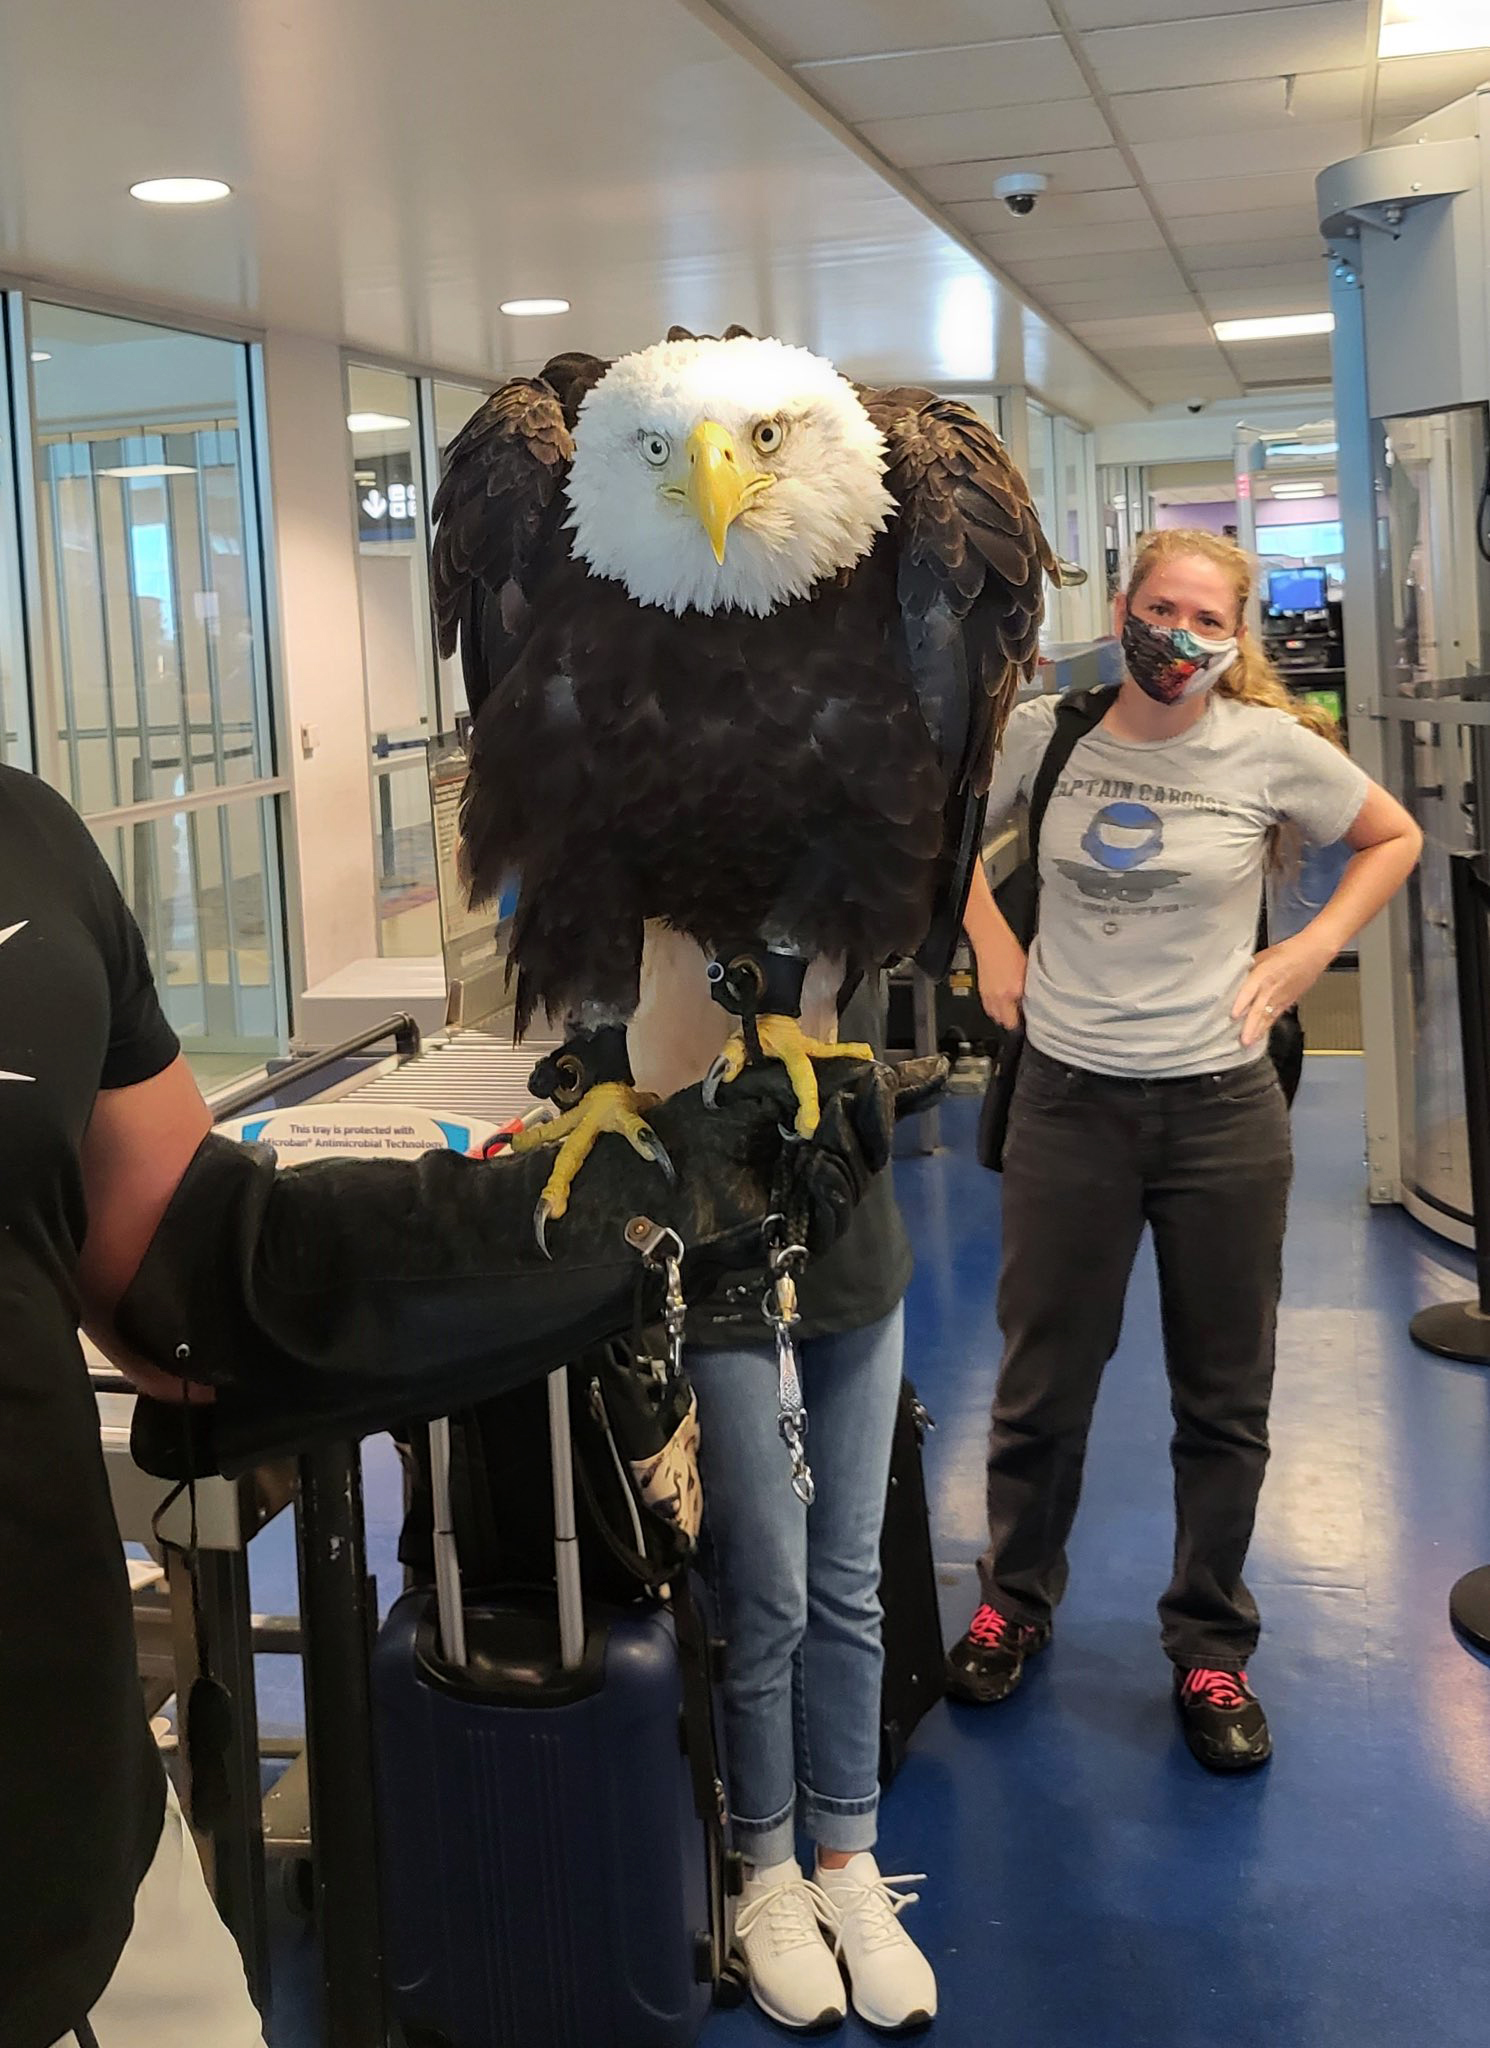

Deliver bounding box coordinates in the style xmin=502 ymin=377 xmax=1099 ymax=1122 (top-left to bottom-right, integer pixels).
xmin=78 ymin=1055 xmax=214 ymax=1398
xmin=962 ymin=859 xmax=1028 ymax=1032
xmin=1234 ymin=782 xmax=1423 ymax=1048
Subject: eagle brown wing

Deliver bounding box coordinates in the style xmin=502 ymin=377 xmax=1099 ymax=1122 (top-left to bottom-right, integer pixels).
xmin=860 ymin=387 xmax=1059 ymax=976
xmin=430 ymin=356 xmax=607 ymax=717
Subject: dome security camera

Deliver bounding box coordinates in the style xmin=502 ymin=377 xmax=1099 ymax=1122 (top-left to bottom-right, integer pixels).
xmin=994 ymin=170 xmax=1051 ymax=218
xmin=1185 ymin=398 xmax=1208 ymax=414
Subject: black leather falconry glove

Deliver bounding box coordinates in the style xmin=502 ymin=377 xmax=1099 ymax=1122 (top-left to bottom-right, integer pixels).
xmin=124 ymin=1056 xmax=944 ymax=1479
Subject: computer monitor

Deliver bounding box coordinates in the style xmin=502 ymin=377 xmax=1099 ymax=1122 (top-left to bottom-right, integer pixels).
xmin=1267 ymin=565 xmax=1328 ymax=613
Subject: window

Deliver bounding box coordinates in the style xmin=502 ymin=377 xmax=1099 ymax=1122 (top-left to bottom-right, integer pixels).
xmin=348 ymin=367 xmax=489 ymax=958
xmin=0 ymin=310 xmax=28 ymax=769
xmin=348 ymin=365 xmax=440 ymax=957
xmin=25 ymin=302 xmax=287 ymax=1083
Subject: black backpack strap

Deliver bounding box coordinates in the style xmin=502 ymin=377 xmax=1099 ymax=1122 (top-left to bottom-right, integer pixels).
xmin=1027 ymin=686 xmax=1117 ymax=867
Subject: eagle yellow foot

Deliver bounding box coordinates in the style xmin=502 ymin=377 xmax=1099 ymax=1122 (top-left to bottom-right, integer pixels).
xmin=510 ymin=1082 xmax=674 ymax=1255
xmin=703 ymin=1015 xmax=875 ymax=1139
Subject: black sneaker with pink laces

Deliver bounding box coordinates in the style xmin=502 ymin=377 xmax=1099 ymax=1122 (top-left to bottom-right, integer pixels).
xmin=1174 ymin=1666 xmax=1273 ymax=1772
xmin=945 ymin=1604 xmax=1051 ymax=1706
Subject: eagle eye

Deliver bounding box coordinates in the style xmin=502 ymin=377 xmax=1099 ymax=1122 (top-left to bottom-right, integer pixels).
xmin=640 ymin=432 xmax=672 ymax=468
xmin=752 ymin=418 xmax=786 ymax=456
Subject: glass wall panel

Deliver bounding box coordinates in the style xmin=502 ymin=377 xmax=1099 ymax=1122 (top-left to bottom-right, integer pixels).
xmin=0 ymin=305 xmax=29 ymax=767
xmin=1375 ymin=403 xmax=1490 ymax=1232
xmin=30 ymin=306 xmax=270 ymax=812
xmin=91 ymin=794 xmax=286 ymax=1084
xmin=26 ymin=303 xmax=286 ymax=1078
xmin=348 ymin=364 xmax=442 ymax=956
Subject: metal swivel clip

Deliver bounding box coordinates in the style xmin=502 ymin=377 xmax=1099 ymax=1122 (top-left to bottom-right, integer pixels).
xmin=762 ymin=1225 xmax=815 ymax=1506
xmin=625 ymin=1217 xmax=688 ymax=1382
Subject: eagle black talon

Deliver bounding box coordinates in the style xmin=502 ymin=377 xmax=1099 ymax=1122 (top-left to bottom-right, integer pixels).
xmin=533 ymin=1197 xmax=557 ymax=1260
xmin=702 ymin=1054 xmax=732 ymax=1110
xmin=635 ymin=1127 xmax=677 ymax=1183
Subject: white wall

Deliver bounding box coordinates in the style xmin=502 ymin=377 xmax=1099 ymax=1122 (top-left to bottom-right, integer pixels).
xmin=259 ymin=332 xmax=378 ymax=990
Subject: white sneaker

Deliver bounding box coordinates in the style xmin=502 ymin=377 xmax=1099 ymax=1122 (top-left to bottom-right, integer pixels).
xmin=815 ymin=1853 xmax=937 ymax=2033
xmin=735 ymin=1858 xmax=848 ymax=2032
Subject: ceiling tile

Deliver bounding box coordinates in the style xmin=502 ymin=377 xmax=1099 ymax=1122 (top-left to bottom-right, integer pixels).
xmin=803 ymin=38 xmax=1087 ymax=124
xmin=1007 ymin=247 xmax=1188 ymax=283
xmin=1371 ymin=51 xmax=1490 ymax=140
xmin=979 ymin=218 xmax=1168 ymax=259
xmin=858 ymin=99 xmax=1112 ymax=167
xmin=1037 ymin=282 xmax=1202 ymax=314
xmin=1188 ymin=256 xmax=1331 ymax=292
xmin=1081 ymin=3 xmax=1369 ymax=96
xmin=1064 ymin=0 xmax=1338 ymax=25
xmin=1148 ymin=169 xmax=1322 ymax=217
xmin=919 ymin=148 xmax=1133 ymax=201
xmin=1108 ymin=67 xmax=1364 ymax=145
xmin=1168 ymin=207 xmax=1325 ymax=250
xmin=1131 ymin=117 xmax=1362 ymax=184
xmin=1183 ymin=235 xmax=1327 ymax=273
xmin=1199 ymin=277 xmax=1337 ymax=315
xmin=1068 ymin=311 xmax=1215 ymax=346
xmin=721 ymin=0 xmax=1057 ymax=64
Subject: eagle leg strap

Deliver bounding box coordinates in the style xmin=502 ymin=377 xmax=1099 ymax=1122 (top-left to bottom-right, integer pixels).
xmin=528 ymin=1022 xmax=633 ymax=1111
xmin=707 ymin=944 xmax=807 ymax=1024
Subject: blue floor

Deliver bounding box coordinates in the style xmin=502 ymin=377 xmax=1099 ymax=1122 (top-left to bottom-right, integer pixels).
xmin=263 ymin=1058 xmax=1490 ymax=2047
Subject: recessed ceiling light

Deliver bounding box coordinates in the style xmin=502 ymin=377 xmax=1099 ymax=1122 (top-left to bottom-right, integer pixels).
xmin=346 ymin=412 xmax=411 ymax=434
xmin=99 ymin=464 xmax=198 ymax=479
xmin=499 ymin=298 xmax=570 ymax=317
xmin=29 ymin=351 xmax=50 ymax=364
xmin=1379 ymin=2 xmax=1490 ymax=59
xmin=1213 ymin=313 xmax=1335 ymax=341
xmin=129 ymin=177 xmax=232 ymax=206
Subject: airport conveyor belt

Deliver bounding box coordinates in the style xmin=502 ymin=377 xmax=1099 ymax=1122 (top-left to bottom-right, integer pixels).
xmin=329 ymin=1027 xmax=558 ymax=1126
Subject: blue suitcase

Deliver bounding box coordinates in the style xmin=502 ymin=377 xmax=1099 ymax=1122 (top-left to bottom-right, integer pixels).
xmin=371 ymin=1379 xmax=724 ymax=2048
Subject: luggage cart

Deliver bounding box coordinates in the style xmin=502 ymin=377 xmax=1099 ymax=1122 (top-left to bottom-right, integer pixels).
xmin=101 ymin=1012 xmax=556 ymax=2041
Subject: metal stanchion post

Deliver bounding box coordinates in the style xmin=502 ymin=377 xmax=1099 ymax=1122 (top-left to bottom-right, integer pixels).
xmin=295 ymin=1443 xmax=390 ymax=2046
xmin=1407 ymin=853 xmax=1490 ymax=1654
xmin=911 ymin=969 xmax=941 ymax=1156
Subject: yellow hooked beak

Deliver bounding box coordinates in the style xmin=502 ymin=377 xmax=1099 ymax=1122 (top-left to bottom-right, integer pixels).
xmin=683 ymin=419 xmax=769 ymax=564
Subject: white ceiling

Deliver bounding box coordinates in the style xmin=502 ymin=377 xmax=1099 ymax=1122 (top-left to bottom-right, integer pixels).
xmin=0 ymin=1 xmax=1485 ymax=422
xmin=718 ymin=0 xmax=1490 ymax=403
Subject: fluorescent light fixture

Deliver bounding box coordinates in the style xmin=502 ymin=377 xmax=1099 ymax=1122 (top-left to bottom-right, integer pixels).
xmin=346 ymin=412 xmax=411 ymax=433
xmin=29 ymin=351 xmax=50 ymax=363
xmin=99 ymin=464 xmax=197 ymax=479
xmin=1379 ymin=3 xmax=1490 ymax=58
xmin=1271 ymin=484 xmax=1327 ymax=499
xmin=499 ymin=298 xmax=570 ymax=317
xmin=1213 ymin=313 xmax=1335 ymax=341
xmin=1265 ymin=439 xmax=1338 ymax=459
xmin=129 ymin=177 xmax=232 ymax=205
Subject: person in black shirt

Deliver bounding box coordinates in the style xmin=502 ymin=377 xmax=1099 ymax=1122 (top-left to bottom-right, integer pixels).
xmin=0 ymin=763 xmax=906 ymax=2048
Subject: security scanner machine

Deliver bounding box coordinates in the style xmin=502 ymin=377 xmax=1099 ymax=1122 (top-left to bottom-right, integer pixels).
xmin=1317 ymin=81 xmax=1490 ymax=1245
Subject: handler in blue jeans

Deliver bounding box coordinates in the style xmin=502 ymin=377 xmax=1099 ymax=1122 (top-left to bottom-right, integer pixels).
xmin=686 ymin=983 xmax=937 ymax=2037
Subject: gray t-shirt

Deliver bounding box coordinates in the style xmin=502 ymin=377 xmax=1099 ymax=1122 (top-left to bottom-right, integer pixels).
xmin=987 ymin=692 xmax=1370 ymax=1078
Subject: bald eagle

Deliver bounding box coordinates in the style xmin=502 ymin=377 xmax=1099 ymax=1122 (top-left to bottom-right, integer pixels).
xmin=433 ymin=328 xmax=1054 ymax=1236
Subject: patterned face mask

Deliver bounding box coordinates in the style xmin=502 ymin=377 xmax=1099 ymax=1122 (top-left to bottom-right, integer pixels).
xmin=1122 ymin=611 xmax=1239 ymax=706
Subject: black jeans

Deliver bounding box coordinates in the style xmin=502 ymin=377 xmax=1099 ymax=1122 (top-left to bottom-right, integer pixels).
xmin=979 ymin=1044 xmax=1293 ymax=1669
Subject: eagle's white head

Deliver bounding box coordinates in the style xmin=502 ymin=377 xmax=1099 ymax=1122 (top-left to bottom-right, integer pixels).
xmin=564 ymin=333 xmax=895 ymax=617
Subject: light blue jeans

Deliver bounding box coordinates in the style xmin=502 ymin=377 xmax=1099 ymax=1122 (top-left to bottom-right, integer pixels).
xmin=686 ymin=1305 xmax=905 ymax=1869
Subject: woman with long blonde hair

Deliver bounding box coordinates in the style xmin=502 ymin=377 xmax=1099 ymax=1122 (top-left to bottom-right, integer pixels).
xmin=947 ymin=529 xmax=1420 ymax=1768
